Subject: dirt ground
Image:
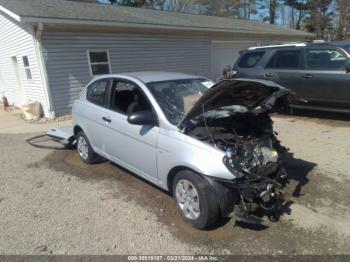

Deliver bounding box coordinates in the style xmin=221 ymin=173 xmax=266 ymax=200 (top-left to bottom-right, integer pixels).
xmin=0 ymin=110 xmax=349 ymax=255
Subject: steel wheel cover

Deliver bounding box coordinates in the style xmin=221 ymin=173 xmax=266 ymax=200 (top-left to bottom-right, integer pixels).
xmin=175 ymin=179 xmax=200 ymax=220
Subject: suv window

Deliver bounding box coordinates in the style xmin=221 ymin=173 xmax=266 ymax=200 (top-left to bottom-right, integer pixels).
xmin=267 ymin=50 xmax=302 ymax=69
xmin=238 ymin=51 xmax=265 ymax=68
xmin=306 ymin=49 xmax=347 ymax=71
xmin=87 ymin=80 xmax=108 ymax=106
xmin=110 ymin=80 xmax=151 ymax=115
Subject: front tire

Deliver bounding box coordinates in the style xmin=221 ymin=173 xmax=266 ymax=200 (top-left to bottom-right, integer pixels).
xmin=76 ymin=131 xmax=98 ymax=164
xmin=172 ymin=170 xmax=219 ymax=229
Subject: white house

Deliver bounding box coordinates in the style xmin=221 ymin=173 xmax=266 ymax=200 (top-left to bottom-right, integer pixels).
xmin=0 ymin=0 xmax=311 ymax=118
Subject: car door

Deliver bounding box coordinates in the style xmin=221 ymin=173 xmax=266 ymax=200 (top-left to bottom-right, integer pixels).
xmin=81 ymin=78 xmax=111 ymax=155
xmin=301 ymin=48 xmax=350 ymax=107
xmin=263 ymin=49 xmax=307 ymax=101
xmin=101 ymin=78 xmax=159 ymax=182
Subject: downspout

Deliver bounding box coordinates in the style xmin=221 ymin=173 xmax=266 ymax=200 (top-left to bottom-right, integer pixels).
xmin=33 ymin=22 xmax=55 ymax=119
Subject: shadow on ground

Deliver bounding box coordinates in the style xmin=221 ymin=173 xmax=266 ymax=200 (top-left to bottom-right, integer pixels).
xmin=284 ymin=152 xmax=317 ymax=197
xmin=34 ymin=147 xmax=315 ymax=227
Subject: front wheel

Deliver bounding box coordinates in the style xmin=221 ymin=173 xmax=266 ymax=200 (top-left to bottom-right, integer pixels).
xmin=172 ymin=170 xmax=219 ymax=229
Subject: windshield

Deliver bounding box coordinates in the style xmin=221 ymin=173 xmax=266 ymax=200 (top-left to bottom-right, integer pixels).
xmin=146 ymin=78 xmax=214 ymax=125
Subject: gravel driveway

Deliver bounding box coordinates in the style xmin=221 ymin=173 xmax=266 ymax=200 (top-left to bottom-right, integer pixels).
xmin=0 ymin=112 xmax=349 ymax=255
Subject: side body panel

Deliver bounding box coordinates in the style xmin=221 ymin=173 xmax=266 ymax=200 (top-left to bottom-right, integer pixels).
xmin=156 ymin=129 xmax=235 ymax=190
xmin=73 ymin=76 xmax=235 ymax=192
xmin=101 ymin=109 xmax=159 ymax=183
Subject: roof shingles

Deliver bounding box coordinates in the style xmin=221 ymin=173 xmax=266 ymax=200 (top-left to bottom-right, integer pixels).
xmin=0 ymin=0 xmax=311 ymax=37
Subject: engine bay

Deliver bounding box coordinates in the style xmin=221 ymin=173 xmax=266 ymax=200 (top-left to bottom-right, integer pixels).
xmin=183 ymin=110 xmax=285 ymax=176
xmin=183 ymin=109 xmax=288 ymax=224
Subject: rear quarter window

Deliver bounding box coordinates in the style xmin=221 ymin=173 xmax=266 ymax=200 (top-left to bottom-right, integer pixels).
xmin=238 ymin=51 xmax=265 ymax=68
xmin=87 ymin=80 xmax=109 ymax=106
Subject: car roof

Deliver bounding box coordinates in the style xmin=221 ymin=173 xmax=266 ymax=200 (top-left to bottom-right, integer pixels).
xmin=246 ymin=41 xmax=350 ymax=51
xmin=120 ymin=71 xmax=206 ymax=83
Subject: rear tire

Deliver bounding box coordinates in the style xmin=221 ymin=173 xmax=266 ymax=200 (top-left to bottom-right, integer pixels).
xmin=172 ymin=170 xmax=219 ymax=229
xmin=76 ymin=131 xmax=98 ymax=164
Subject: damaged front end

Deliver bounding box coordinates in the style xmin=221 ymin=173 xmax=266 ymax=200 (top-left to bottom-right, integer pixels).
xmin=179 ymin=79 xmax=293 ymax=225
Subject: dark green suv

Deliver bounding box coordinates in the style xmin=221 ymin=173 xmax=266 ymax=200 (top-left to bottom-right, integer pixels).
xmin=233 ymin=42 xmax=350 ymax=113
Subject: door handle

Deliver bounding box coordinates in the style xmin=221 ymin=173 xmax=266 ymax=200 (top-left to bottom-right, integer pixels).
xmin=264 ymin=72 xmax=276 ymax=78
xmin=102 ymin=116 xmax=111 ymax=123
xmin=301 ymin=74 xmax=313 ymax=79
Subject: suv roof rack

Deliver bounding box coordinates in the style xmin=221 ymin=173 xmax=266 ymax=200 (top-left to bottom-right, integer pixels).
xmin=248 ymin=42 xmax=307 ymax=50
xmin=248 ymin=40 xmax=327 ymax=50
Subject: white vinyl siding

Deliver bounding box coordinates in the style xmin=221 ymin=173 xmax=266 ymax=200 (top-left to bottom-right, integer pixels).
xmin=41 ymin=32 xmax=212 ymax=116
xmin=0 ymin=14 xmax=47 ymax=114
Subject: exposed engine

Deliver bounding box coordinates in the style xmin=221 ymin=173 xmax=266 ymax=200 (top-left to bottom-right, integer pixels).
xmin=223 ymin=136 xmax=279 ymax=177
xmin=184 ymin=110 xmax=288 ymax=224
xmin=184 ymin=110 xmax=285 ymax=172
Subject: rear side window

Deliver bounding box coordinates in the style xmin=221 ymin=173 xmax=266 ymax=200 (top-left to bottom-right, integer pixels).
xmin=87 ymin=80 xmax=108 ymax=106
xmin=238 ymin=52 xmax=265 ymax=68
xmin=306 ymin=49 xmax=347 ymax=71
xmin=267 ymin=50 xmax=302 ymax=69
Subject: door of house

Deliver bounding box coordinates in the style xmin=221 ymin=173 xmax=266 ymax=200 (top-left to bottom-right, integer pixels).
xmin=11 ymin=56 xmax=26 ymax=106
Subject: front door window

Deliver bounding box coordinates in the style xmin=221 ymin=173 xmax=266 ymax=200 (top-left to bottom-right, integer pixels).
xmin=109 ymin=80 xmax=152 ymax=116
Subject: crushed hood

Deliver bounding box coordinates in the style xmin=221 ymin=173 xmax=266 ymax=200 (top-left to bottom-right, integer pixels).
xmin=178 ymin=79 xmax=292 ymax=128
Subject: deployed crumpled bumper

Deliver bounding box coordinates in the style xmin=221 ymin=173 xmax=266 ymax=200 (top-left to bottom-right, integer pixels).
xmin=205 ymin=166 xmax=287 ymax=225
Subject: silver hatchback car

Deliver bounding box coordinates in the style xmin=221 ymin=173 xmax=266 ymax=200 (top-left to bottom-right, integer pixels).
xmin=72 ymin=72 xmax=291 ymax=229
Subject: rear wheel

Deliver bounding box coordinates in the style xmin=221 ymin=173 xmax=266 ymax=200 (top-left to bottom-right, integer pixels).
xmin=76 ymin=131 xmax=98 ymax=164
xmin=172 ymin=170 xmax=219 ymax=229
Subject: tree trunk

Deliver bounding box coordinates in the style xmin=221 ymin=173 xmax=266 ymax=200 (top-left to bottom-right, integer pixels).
xmin=269 ymin=0 xmax=277 ymax=24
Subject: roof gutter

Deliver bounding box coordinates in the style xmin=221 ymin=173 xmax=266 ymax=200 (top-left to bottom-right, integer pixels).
xmin=32 ymin=22 xmax=55 ymax=119
xmin=21 ymin=16 xmax=312 ymax=38
xmin=0 ymin=5 xmax=21 ymax=22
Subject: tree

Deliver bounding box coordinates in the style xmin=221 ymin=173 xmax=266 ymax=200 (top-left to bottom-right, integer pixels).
xmin=284 ymin=0 xmax=309 ymax=30
xmin=304 ymin=0 xmax=334 ymax=38
xmin=269 ymin=0 xmax=277 ymax=24
xmin=196 ymin=0 xmax=257 ymax=19
xmin=257 ymin=0 xmax=282 ymax=25
xmin=335 ymin=0 xmax=350 ymax=40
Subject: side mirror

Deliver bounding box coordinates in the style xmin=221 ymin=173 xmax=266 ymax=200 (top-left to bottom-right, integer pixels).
xmin=222 ymin=65 xmax=237 ymax=79
xmin=127 ymin=111 xmax=157 ymax=126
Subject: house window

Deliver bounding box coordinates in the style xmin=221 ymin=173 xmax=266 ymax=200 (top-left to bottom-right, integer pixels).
xmin=22 ymin=56 xmax=32 ymax=80
xmin=87 ymin=50 xmax=111 ymax=75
